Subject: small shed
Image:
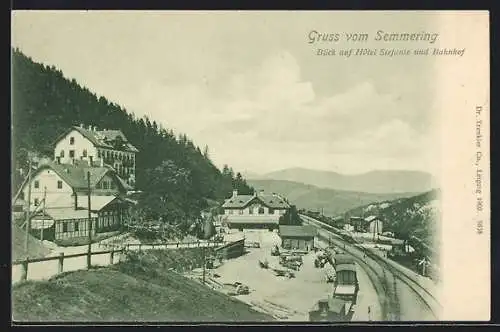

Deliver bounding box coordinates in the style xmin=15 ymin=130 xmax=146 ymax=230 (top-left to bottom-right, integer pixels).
xmin=365 ymin=215 xmax=383 ymax=234
xmin=278 ymin=225 xmax=317 ymax=251
xmin=215 ymin=238 xmax=245 ymax=260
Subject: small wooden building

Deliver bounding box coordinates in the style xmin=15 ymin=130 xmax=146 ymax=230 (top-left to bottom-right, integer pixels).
xmin=365 ymin=215 xmax=383 ymax=234
xmin=278 ymin=225 xmax=317 ymax=251
xmin=215 ymin=238 xmax=245 ymax=260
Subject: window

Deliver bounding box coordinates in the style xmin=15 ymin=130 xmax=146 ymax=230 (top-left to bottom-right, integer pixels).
xmin=268 ymin=208 xmax=275 ymax=215
xmin=34 ymin=180 xmax=39 ymax=189
xmin=82 ymin=149 xmax=87 ymax=157
xmin=34 ymin=198 xmax=40 ymax=206
xmin=60 ymin=150 xmax=65 ymax=157
xmin=229 ymin=209 xmax=234 ymax=215
xmin=249 ymin=208 xmax=254 ymax=215
xmin=258 ymin=207 xmax=265 ymax=215
xmin=103 ymin=181 xmax=109 ymax=189
xmin=70 ymin=137 xmax=75 ymax=145
xmin=57 ymin=180 xmax=63 ymax=189
xmin=74 ymin=222 xmax=79 ymax=231
xmin=63 ymin=222 xmax=68 ymax=232
xmin=69 ymin=150 xmax=75 ymax=158
xmin=239 ymin=210 xmax=244 ymax=215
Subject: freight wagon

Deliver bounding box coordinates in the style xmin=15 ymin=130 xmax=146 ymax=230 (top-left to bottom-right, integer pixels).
xmin=308 ymin=298 xmax=354 ymax=322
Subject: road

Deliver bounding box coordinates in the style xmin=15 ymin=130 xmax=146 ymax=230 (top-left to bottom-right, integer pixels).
xmin=301 ymin=214 xmax=441 ymax=321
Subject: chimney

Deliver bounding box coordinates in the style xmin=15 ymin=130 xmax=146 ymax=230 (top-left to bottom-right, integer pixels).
xmin=87 ymin=125 xmax=92 ymax=131
xmin=259 ymin=189 xmax=265 ymax=196
xmin=232 ymin=189 xmax=238 ymax=198
xmin=100 ymin=158 xmax=104 ymax=167
xmin=79 ymin=123 xmax=84 ymax=128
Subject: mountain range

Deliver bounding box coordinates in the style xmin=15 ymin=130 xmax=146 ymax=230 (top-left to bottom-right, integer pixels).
xmin=247 ymin=167 xmax=436 ymax=194
xmin=247 ymin=179 xmax=419 ymax=217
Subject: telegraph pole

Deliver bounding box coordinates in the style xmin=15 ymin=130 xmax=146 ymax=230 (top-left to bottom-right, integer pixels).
xmin=87 ymin=171 xmax=92 ymax=269
xmin=202 ymin=246 xmax=206 ymax=284
xmin=24 ymin=157 xmax=32 ymax=257
xmin=41 ymin=186 xmax=47 ymax=241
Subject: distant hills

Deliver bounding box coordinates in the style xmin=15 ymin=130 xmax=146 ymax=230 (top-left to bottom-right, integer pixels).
xmin=247 ymin=179 xmax=418 ymax=217
xmin=248 ymin=167 xmax=436 ymax=194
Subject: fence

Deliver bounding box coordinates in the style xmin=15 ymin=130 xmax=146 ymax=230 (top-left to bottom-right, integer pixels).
xmin=12 ymin=248 xmax=125 ymax=283
xmin=99 ymin=239 xmax=227 ymax=251
xmin=12 ymin=239 xmax=229 ymax=284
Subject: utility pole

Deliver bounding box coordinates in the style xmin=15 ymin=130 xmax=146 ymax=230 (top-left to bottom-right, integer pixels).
xmin=41 ymin=186 xmax=47 ymax=241
xmin=202 ymin=246 xmax=206 ymax=284
xmin=87 ymin=171 xmax=92 ymax=269
xmin=24 ymin=157 xmax=32 ymax=258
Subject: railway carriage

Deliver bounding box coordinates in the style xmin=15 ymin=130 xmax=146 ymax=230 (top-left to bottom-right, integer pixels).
xmin=309 ymin=298 xmax=354 ymax=322
xmin=332 ymin=253 xmax=355 ymax=267
xmin=333 ymin=262 xmax=359 ymax=304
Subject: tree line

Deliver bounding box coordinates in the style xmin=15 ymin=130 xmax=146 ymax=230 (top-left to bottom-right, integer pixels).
xmin=11 ymin=48 xmax=254 ymax=234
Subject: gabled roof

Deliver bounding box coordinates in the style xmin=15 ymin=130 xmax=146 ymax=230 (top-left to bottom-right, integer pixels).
xmin=222 ymin=193 xmax=290 ymax=209
xmin=30 ymin=161 xmax=127 ymax=192
xmin=44 ymin=207 xmax=98 ymax=220
xmin=53 ymin=126 xmax=139 ymax=153
xmin=333 ymin=254 xmax=355 ymax=265
xmin=77 ymin=195 xmax=127 ymax=211
xmin=115 ymin=174 xmax=134 ymax=191
xmin=278 ymin=225 xmax=317 ymax=238
xmin=335 ymin=263 xmax=356 ymax=272
xmin=365 ymin=215 xmax=379 ymax=222
xmin=258 ymin=193 xmax=291 ymax=209
xmin=222 ymin=195 xmax=254 ymax=208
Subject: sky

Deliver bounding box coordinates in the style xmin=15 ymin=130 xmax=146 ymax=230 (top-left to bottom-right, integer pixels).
xmin=12 ymin=11 xmax=441 ymax=176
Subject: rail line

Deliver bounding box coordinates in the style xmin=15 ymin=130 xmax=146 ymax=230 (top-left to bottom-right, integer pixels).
xmin=301 ymin=214 xmax=441 ymax=320
xmin=316 ymin=230 xmax=395 ymax=320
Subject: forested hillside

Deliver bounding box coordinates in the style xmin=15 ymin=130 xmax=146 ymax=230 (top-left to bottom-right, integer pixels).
xmin=11 ymin=48 xmax=253 ymax=229
xmin=345 ymin=189 xmax=440 ymax=254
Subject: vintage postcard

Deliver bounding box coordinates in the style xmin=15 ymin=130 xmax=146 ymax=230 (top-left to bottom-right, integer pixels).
xmin=10 ymin=10 xmax=490 ymax=323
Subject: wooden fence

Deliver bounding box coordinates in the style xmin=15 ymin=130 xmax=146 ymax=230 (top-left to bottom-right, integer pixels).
xmin=13 ymin=248 xmax=124 ymax=282
xmin=13 ymin=239 xmax=228 ymax=283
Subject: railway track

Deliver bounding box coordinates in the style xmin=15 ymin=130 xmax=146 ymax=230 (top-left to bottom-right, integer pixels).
xmin=301 ymin=214 xmax=441 ymax=321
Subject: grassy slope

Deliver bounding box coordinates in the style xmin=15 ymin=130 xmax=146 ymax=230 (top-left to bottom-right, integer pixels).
xmin=12 ymin=225 xmax=51 ymax=261
xmin=248 ymin=179 xmax=418 ymax=216
xmin=12 ymin=249 xmax=274 ymax=322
